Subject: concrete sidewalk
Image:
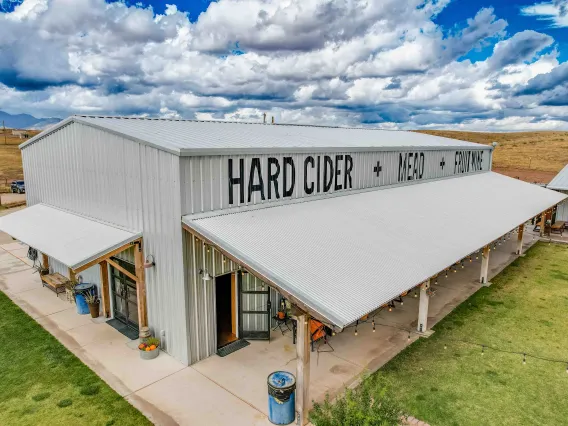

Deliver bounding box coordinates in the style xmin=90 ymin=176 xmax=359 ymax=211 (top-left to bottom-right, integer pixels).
xmin=0 ymin=208 xmax=539 ymax=425
xmin=0 ymin=241 xmax=272 ymax=426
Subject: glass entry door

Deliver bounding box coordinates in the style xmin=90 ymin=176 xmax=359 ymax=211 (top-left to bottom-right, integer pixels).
xmin=238 ymin=272 xmax=271 ymax=340
xmin=110 ymin=257 xmax=139 ymax=334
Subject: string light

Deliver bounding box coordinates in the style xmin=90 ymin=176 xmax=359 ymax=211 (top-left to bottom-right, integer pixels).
xmin=354 ymin=320 xmax=358 ymax=336
xmin=469 ymin=256 xmax=472 ymax=263
xmin=445 ymin=270 xmax=448 ymax=278
xmin=461 ymin=261 xmax=464 ymax=269
xmin=372 ymin=320 xmax=376 ymax=333
xmin=414 ymin=290 xmax=418 ymax=298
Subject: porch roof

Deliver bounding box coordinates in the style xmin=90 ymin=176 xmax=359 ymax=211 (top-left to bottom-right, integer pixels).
xmin=182 ymin=172 xmax=566 ymax=328
xmin=0 ymin=204 xmax=141 ymax=270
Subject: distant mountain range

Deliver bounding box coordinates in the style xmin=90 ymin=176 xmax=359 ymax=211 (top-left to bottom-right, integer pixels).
xmin=0 ymin=110 xmax=61 ymax=130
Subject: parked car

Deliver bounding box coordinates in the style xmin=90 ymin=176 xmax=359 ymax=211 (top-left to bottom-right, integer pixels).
xmin=10 ymin=180 xmax=25 ymax=194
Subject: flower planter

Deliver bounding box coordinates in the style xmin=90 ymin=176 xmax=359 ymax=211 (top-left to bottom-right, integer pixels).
xmin=88 ymin=301 xmax=100 ymax=318
xmin=139 ymin=348 xmax=160 ymax=360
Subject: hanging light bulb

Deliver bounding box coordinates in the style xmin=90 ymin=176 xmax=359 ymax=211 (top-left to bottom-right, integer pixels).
xmin=469 ymin=256 xmax=472 ymax=263
xmin=400 ymin=299 xmax=404 ymax=306
xmin=434 ymin=277 xmax=438 ymax=285
xmin=372 ymin=320 xmax=376 ymax=333
xmin=354 ymin=320 xmax=358 ymax=336
xmin=388 ymin=305 xmax=393 ymax=312
xmin=445 ymin=270 xmax=448 ymax=278
xmin=332 ymin=330 xmax=336 ymax=336
xmin=453 ymin=266 xmax=457 ymax=273
xmin=414 ymin=290 xmax=418 ymax=298
xmin=523 ymin=353 xmax=526 ymax=365
xmin=461 ymin=261 xmax=464 ymax=269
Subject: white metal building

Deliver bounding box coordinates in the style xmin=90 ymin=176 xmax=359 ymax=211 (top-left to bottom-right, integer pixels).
xmin=548 ymin=164 xmax=568 ymax=222
xmin=0 ymin=115 xmax=565 ymax=424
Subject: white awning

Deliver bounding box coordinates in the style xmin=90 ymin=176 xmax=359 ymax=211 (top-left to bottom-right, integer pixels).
xmin=183 ymin=172 xmax=566 ymax=328
xmin=0 ymin=204 xmax=141 ymax=270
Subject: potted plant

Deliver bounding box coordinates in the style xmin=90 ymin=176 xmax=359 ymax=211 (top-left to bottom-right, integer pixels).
xmin=84 ymin=292 xmax=100 ymax=318
xmin=138 ymin=337 xmax=160 ymax=360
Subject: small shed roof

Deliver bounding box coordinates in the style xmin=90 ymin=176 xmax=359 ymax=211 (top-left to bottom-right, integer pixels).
xmin=21 ymin=115 xmax=488 ymax=156
xmin=0 ymin=204 xmax=141 ymax=270
xmin=548 ymin=164 xmax=568 ymax=191
xmin=183 ymin=172 xmax=566 ymax=328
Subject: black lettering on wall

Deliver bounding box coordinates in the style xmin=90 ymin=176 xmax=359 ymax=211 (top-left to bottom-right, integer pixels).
xmin=304 ymin=156 xmax=315 ymax=195
xmin=334 ymin=155 xmax=343 ymax=191
xmin=267 ymin=157 xmax=280 ymax=200
xmin=248 ymin=158 xmax=265 ymax=202
xmin=323 ymin=155 xmax=334 ymax=192
xmin=419 ymin=152 xmax=425 ymax=179
xmin=283 ymin=157 xmax=296 ymax=197
xmin=344 ymin=155 xmax=353 ymax=189
xmin=407 ymin=152 xmax=414 ymax=181
xmin=228 ymin=158 xmax=245 ymax=205
xmin=398 ymin=153 xmax=407 ymax=182
xmin=316 ymin=156 xmax=321 ymax=193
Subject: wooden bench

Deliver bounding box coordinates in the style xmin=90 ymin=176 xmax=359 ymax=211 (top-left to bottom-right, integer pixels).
xmin=41 ymin=273 xmax=69 ymax=296
xmin=551 ymin=221 xmax=565 ymax=236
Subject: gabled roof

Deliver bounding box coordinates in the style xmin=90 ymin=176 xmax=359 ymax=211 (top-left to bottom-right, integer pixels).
xmin=183 ymin=172 xmax=566 ymax=328
xmin=20 ymin=115 xmax=489 ymax=156
xmin=548 ymin=164 xmax=568 ymax=191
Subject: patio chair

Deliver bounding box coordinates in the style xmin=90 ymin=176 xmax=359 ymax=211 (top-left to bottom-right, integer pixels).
xmin=292 ymin=318 xmax=332 ymax=352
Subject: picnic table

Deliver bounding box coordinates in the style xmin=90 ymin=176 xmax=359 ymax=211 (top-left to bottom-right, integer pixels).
xmin=41 ymin=273 xmax=69 ymax=296
xmin=551 ymin=221 xmax=565 ymax=236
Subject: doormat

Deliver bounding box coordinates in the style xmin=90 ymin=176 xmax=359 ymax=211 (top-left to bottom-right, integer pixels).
xmin=217 ymin=339 xmax=250 ymax=357
xmin=107 ymin=319 xmax=139 ymax=340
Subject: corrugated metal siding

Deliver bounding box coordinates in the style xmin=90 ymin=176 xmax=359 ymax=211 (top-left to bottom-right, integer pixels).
xmin=548 ymin=164 xmax=568 ymax=191
xmin=183 ymin=230 xmax=279 ymax=364
xmin=556 ymin=193 xmax=568 ymax=221
xmin=185 ymin=172 xmax=567 ymax=328
xmin=21 ymin=122 xmax=189 ymax=365
xmin=180 ymin=149 xmax=491 ymax=215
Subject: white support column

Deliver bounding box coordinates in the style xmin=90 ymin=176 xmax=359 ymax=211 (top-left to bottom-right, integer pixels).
xmin=417 ymin=280 xmax=430 ymax=333
xmin=480 ymin=245 xmax=490 ymax=284
xmin=516 ymin=224 xmax=524 ymax=255
xmin=295 ymin=314 xmax=311 ymax=426
xmin=539 ymin=212 xmax=546 ymax=237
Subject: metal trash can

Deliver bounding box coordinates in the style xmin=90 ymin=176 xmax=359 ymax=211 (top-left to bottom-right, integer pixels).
xmin=74 ymin=283 xmax=95 ymax=315
xmin=267 ymin=371 xmax=296 ymax=425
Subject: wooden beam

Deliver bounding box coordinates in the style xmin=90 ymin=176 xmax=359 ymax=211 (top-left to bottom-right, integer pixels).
xmin=107 ymin=258 xmax=139 ymax=284
xmin=68 ymin=268 xmax=76 ymax=282
xmin=73 ymin=239 xmax=140 ymax=273
xmin=480 ymin=245 xmax=490 ymax=284
xmin=41 ymin=253 xmax=49 ymax=270
xmin=517 ymin=224 xmax=524 ymax=255
xmin=295 ymin=314 xmax=311 ymax=426
xmin=99 ymin=261 xmax=111 ymax=318
xmin=134 ymin=240 xmax=148 ymax=331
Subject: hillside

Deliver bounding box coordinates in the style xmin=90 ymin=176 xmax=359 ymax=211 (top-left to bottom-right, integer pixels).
xmin=416 ymin=130 xmax=568 ymax=183
xmin=0 ymin=110 xmax=61 ymax=130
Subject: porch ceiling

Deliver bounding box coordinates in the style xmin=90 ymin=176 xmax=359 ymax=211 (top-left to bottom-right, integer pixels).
xmin=182 ymin=172 xmax=566 ymax=328
xmin=0 ymin=204 xmax=141 ymax=270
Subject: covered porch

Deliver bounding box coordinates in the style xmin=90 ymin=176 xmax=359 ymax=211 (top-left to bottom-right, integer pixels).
xmin=182 ymin=172 xmax=566 ymax=425
xmin=189 ymin=229 xmax=538 ymax=421
xmin=0 ymin=204 xmax=148 ymax=337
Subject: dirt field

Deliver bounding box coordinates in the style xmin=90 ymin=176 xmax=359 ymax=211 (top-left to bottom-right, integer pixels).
xmin=0 ymin=129 xmax=39 ymax=191
xmin=416 ymin=130 xmax=568 ymax=183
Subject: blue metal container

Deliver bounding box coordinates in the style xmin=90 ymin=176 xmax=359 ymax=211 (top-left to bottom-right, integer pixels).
xmin=74 ymin=283 xmax=95 ymax=315
xmin=267 ymin=371 xmax=296 ymax=425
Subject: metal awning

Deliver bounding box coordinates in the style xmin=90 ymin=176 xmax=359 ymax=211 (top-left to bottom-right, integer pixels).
xmin=0 ymin=204 xmax=141 ymax=270
xmin=183 ymin=172 xmax=567 ymax=328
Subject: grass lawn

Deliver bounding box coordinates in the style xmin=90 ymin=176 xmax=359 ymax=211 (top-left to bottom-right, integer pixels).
xmin=374 ymin=242 xmax=568 ymax=426
xmin=0 ymin=291 xmax=151 ymax=426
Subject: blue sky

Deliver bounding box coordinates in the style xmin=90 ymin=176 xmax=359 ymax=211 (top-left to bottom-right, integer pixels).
xmin=1 ymin=0 xmax=568 ymax=130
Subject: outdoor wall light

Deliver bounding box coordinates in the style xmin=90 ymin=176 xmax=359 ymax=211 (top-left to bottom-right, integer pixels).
xmin=144 ymin=255 xmax=155 ymax=269
xmin=199 ymin=269 xmax=212 ymax=281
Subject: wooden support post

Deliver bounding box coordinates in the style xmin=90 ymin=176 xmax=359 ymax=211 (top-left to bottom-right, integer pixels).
xmin=295 ymin=314 xmax=311 ymax=426
xmin=41 ymin=254 xmax=49 ymax=271
xmin=517 ymin=224 xmax=524 ymax=255
xmin=539 ymin=212 xmax=546 ymax=237
xmin=134 ymin=240 xmax=148 ymax=334
xmin=68 ymin=268 xmax=76 ymax=282
xmin=99 ymin=261 xmax=111 ymax=318
xmin=417 ymin=280 xmax=430 ymax=333
xmin=480 ymin=245 xmax=490 ymax=284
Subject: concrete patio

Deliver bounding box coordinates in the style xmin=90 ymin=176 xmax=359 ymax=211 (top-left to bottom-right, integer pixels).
xmin=0 ymin=209 xmax=538 ymax=425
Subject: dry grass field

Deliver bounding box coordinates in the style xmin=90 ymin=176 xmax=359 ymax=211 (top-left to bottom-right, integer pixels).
xmin=416 ymin=130 xmax=568 ymax=183
xmin=0 ymin=129 xmax=40 ymax=192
